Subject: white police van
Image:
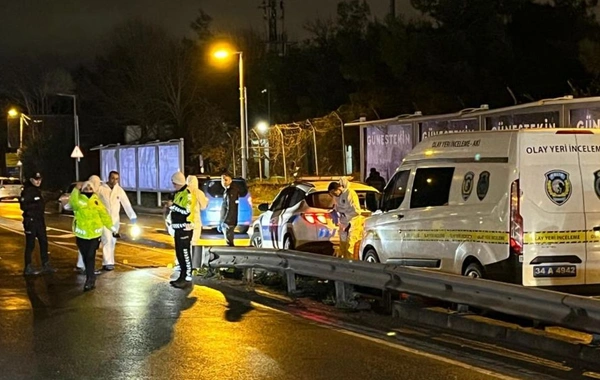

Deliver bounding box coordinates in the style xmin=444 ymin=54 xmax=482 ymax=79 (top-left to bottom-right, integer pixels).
xmin=360 ymin=129 xmax=600 ymax=288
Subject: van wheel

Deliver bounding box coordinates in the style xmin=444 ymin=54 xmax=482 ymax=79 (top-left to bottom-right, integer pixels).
xmin=283 ymin=235 xmax=295 ymax=250
xmin=464 ymin=262 xmax=485 ymax=278
xmin=363 ymin=248 xmax=380 ymax=263
xmin=251 ymin=230 xmax=262 ymax=248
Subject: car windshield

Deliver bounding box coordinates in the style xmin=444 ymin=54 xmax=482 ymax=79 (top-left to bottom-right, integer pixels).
xmin=306 ymin=190 xmax=379 ymax=212
xmin=3 ymin=179 xmax=21 ymax=185
xmin=203 ymin=179 xmax=248 ymax=198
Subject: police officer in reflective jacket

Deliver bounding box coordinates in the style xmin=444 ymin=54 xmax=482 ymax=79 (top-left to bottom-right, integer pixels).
xmin=20 ymin=172 xmax=56 ymax=275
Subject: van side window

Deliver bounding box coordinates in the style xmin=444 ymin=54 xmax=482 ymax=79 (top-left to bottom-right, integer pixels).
xmin=410 ymin=167 xmax=455 ymax=209
xmin=381 ymin=170 xmax=410 ymax=211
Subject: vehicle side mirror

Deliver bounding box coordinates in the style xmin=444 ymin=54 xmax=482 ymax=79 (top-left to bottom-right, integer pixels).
xmin=258 ymin=203 xmax=269 ymax=212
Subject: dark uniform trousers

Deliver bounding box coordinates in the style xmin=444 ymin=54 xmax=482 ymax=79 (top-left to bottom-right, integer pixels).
xmin=24 ymin=217 xmax=49 ymax=266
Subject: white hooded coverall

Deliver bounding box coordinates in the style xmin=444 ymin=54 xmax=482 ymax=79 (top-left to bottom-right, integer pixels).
xmin=333 ymin=178 xmax=363 ymax=259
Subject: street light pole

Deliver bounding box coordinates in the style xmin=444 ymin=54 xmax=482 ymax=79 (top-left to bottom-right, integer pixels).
xmin=250 ymin=129 xmax=263 ymax=181
xmin=57 ymin=93 xmax=80 ymax=181
xmin=305 ymin=119 xmax=319 ymax=176
xmin=238 ymin=52 xmax=248 ymax=179
xmin=274 ymin=125 xmax=287 ymax=182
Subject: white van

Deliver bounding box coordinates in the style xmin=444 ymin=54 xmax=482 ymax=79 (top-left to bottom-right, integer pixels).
xmin=360 ymin=129 xmax=600 ymax=288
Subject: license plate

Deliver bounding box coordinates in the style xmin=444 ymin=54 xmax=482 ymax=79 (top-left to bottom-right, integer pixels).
xmin=533 ymin=265 xmax=576 ymax=278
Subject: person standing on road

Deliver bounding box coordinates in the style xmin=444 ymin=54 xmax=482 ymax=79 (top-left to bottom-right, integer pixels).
xmin=168 ymin=171 xmax=196 ymax=289
xmin=20 ymin=171 xmax=56 ymax=276
xmin=70 ymin=181 xmax=117 ymax=291
xmin=185 ymin=175 xmax=208 ymax=268
xmin=328 ymin=178 xmax=363 ymax=259
xmin=96 ymin=171 xmax=137 ymax=271
xmin=218 ymin=173 xmax=239 ymax=247
xmin=365 ymin=168 xmax=386 ymax=192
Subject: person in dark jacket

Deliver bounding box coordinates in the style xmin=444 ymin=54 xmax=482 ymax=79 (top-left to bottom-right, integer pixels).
xmin=218 ymin=173 xmax=239 ymax=247
xmin=365 ymin=168 xmax=386 ymax=192
xmin=20 ymin=172 xmax=56 ymax=275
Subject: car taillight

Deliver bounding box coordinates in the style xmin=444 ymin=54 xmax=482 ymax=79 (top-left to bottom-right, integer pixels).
xmin=510 ymin=179 xmax=523 ymax=255
xmin=302 ymin=213 xmax=329 ymax=225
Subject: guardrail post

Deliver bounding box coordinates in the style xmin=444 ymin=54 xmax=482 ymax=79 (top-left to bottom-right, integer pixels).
xmin=285 ymin=271 xmax=296 ymax=294
xmin=244 ymin=268 xmax=254 ymax=285
xmin=335 ymin=281 xmax=355 ymax=308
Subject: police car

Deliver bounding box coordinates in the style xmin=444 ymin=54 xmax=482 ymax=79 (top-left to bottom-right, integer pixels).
xmin=360 ymin=128 xmax=600 ymax=289
xmin=251 ymin=178 xmax=379 ymax=255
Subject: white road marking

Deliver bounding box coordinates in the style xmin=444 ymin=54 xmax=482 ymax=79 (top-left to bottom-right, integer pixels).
xmin=241 ymin=298 xmax=521 ymax=380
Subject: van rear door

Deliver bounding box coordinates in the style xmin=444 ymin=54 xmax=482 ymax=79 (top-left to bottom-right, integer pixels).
xmin=573 ymin=132 xmax=600 ymax=284
xmin=519 ymin=132 xmax=586 ymax=286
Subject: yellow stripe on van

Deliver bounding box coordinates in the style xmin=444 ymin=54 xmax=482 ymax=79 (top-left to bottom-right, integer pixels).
xmin=523 ymin=231 xmax=586 ymax=245
xmin=401 ymin=230 xmax=509 ymax=244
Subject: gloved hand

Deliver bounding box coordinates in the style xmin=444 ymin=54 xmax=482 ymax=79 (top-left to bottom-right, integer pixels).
xmin=131 ymin=218 xmax=137 ymax=224
xmin=330 ymin=210 xmax=339 ymax=225
xmin=216 ymin=223 xmax=222 ymax=233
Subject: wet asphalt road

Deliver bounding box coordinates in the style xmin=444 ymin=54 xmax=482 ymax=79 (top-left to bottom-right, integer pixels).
xmin=3 ymin=201 xmax=600 ymax=379
xmin=0 ymin=223 xmax=510 ymax=380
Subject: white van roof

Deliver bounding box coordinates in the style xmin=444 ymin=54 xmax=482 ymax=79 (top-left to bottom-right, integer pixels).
xmin=402 ymin=128 xmax=600 ymax=164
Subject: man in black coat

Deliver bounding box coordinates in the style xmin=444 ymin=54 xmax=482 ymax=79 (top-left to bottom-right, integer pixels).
xmin=219 ymin=173 xmax=239 ymax=247
xmin=19 ymin=172 xmax=56 ymax=275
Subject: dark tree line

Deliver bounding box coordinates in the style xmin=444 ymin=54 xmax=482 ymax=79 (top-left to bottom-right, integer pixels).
xmin=2 ymin=0 xmax=600 ymax=187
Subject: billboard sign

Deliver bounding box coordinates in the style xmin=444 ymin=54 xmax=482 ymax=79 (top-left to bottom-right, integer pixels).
xmin=485 ymin=111 xmax=560 ymax=130
xmin=419 ymin=118 xmax=479 ymax=141
xmin=365 ymin=124 xmax=412 ymax=182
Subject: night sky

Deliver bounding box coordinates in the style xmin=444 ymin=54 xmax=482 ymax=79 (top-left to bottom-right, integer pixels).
xmin=0 ymin=0 xmax=419 ymax=64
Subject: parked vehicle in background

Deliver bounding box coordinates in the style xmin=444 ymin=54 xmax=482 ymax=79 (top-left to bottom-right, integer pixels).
xmin=360 ymin=129 xmax=600 ymax=289
xmin=0 ymin=177 xmax=23 ymax=201
xmin=251 ymin=178 xmax=379 ymax=255
xmin=195 ymin=176 xmax=252 ymax=233
xmin=57 ymin=182 xmax=79 ymax=213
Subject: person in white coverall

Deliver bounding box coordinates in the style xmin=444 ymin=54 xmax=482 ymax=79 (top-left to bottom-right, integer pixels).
xmin=76 ymin=171 xmax=137 ymax=271
xmin=171 ymin=175 xmax=208 ymax=270
xmin=328 ymin=178 xmax=363 ymax=259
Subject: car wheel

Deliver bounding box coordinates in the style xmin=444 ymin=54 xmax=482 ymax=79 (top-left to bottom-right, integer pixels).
xmin=251 ymin=230 xmax=262 ymax=248
xmin=363 ymin=248 xmax=380 ymax=263
xmin=283 ymin=235 xmax=295 ymax=250
xmin=463 ymin=262 xmax=485 ymax=278
xmin=238 ymin=226 xmax=249 ymax=234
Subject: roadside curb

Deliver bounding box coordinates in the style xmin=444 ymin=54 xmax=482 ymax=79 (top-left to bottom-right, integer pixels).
xmin=393 ymin=301 xmax=600 ymax=367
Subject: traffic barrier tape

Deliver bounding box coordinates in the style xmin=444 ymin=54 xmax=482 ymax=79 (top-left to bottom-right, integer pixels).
xmin=392 ymin=229 xmax=600 ymax=245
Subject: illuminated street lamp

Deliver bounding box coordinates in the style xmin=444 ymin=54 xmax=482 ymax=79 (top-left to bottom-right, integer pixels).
xmin=212 ymin=46 xmax=248 ymax=179
xmin=7 ymin=108 xmax=31 ymax=150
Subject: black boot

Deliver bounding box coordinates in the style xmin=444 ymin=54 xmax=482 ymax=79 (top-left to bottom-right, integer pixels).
xmin=23 ymin=264 xmax=40 ymax=276
xmin=41 ymin=262 xmax=57 ymax=274
xmin=83 ymin=278 xmax=96 ymax=292
xmin=171 ymin=278 xmax=191 ymax=289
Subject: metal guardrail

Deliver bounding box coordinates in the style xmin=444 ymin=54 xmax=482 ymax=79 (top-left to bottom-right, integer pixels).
xmin=203 ymin=246 xmax=600 ymax=336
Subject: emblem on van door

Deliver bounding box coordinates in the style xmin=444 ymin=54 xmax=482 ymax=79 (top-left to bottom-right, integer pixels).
xmin=594 ymin=170 xmax=600 ymax=199
xmin=545 ymin=170 xmax=571 ymax=206
xmin=476 ymin=171 xmax=490 ymax=201
xmin=462 ymin=172 xmax=474 ymax=201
